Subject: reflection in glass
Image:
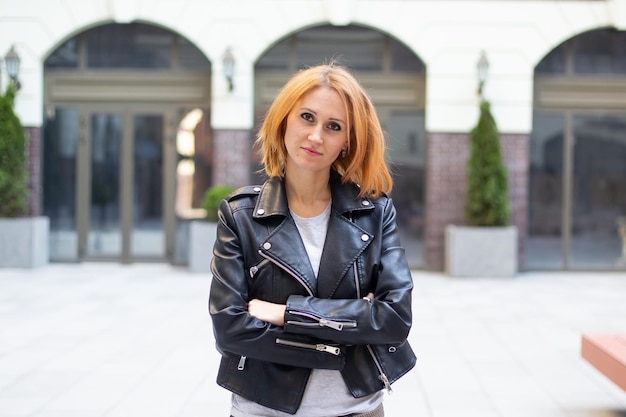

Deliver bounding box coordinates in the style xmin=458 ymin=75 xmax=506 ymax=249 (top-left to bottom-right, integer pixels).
xmin=178 ymin=38 xmax=212 ymax=70
xmin=46 ymin=23 xmax=211 ymax=72
xmin=392 ymin=41 xmax=425 ymax=72
xmin=88 ymin=114 xmax=122 ymax=257
xmin=44 ymin=39 xmax=79 ymax=69
xmin=43 ymin=107 xmax=79 ymax=260
xmin=173 ymin=108 xmax=212 ymax=265
xmin=574 ymin=29 xmax=626 ymax=75
xmin=176 ymin=160 xmax=200 ymax=219
xmin=535 ymin=41 xmax=567 ymax=75
xmin=570 ymin=115 xmax=626 ymax=269
xmin=86 ymin=23 xmax=173 ymax=69
xmin=177 ymin=108 xmax=203 ymax=156
xmin=526 ymin=112 xmax=564 ymax=269
xmin=175 ymin=108 xmax=209 ymax=219
xmin=256 ymin=25 xmax=424 ymax=73
xmin=386 ymin=111 xmax=426 ymax=268
xmin=296 ymin=26 xmax=384 ymax=71
xmin=132 ymin=115 xmax=164 ymax=257
xmin=618 ymin=217 xmax=626 ymax=268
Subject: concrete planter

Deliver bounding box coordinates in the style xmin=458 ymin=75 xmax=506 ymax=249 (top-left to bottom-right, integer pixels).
xmin=446 ymin=225 xmax=518 ymax=277
xmin=188 ymin=220 xmax=217 ymax=273
xmin=0 ymin=216 xmax=49 ymax=268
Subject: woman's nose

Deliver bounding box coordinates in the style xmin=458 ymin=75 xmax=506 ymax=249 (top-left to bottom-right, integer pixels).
xmin=308 ymin=124 xmax=323 ymax=142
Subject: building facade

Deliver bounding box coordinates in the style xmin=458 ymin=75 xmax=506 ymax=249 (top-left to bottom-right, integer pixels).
xmin=1 ymin=0 xmax=625 ymax=271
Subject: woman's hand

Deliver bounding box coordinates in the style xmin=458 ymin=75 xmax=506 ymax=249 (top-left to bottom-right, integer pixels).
xmin=248 ymin=299 xmax=286 ymax=326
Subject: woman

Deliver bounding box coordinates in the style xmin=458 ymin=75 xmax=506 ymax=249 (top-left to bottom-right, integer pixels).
xmin=209 ymin=63 xmax=416 ymax=417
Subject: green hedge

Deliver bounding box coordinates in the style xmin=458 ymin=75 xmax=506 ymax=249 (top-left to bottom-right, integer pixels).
xmin=0 ymin=85 xmax=27 ymax=217
xmin=202 ymin=185 xmax=236 ymax=222
xmin=464 ymin=100 xmax=510 ymax=226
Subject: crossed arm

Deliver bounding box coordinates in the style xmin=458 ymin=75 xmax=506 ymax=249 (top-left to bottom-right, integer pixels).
xmin=248 ymin=292 xmax=375 ymax=326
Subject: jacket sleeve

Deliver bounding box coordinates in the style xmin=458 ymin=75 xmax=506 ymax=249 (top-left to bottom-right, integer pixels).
xmin=283 ymin=198 xmax=413 ymax=346
xmin=209 ymin=199 xmax=345 ymax=370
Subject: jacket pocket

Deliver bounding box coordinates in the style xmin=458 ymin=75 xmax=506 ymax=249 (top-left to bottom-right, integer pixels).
xmin=275 ymin=338 xmax=343 ymax=356
xmin=286 ymin=310 xmax=357 ymax=331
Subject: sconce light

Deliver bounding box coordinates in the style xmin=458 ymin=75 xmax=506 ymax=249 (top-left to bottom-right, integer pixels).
xmin=222 ymin=47 xmax=235 ymax=93
xmin=476 ymin=50 xmax=488 ymax=98
xmin=3 ymin=45 xmax=21 ymax=91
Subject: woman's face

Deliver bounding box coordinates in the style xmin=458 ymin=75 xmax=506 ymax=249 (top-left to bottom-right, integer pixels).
xmin=283 ymin=87 xmax=348 ymax=177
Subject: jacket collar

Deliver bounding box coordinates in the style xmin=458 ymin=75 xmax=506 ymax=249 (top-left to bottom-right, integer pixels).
xmin=253 ymin=172 xmax=375 ymax=297
xmin=253 ymin=172 xmax=374 ymax=219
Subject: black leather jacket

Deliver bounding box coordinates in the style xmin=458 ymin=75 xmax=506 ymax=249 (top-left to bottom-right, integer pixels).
xmin=209 ymin=174 xmax=416 ymax=414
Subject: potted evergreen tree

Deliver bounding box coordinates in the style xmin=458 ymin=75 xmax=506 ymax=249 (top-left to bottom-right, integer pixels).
xmin=0 ymin=84 xmax=49 ymax=268
xmin=446 ymin=100 xmax=517 ymax=277
xmin=188 ymin=185 xmax=236 ymax=273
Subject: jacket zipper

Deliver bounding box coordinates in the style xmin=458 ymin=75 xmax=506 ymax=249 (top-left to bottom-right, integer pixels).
xmin=259 ymin=221 xmax=387 ymax=390
xmin=366 ymin=345 xmax=392 ymax=394
xmin=286 ymin=311 xmax=357 ymax=331
xmin=348 ymin=212 xmax=362 ymax=300
xmin=249 ymin=259 xmax=270 ymax=278
xmin=275 ymin=338 xmax=341 ymax=355
xmin=353 ymin=261 xmax=361 ymax=298
xmin=348 ymin=213 xmax=391 ymax=394
xmin=258 ymin=251 xmax=314 ymax=296
xmin=244 ymin=254 xmax=299 ymax=372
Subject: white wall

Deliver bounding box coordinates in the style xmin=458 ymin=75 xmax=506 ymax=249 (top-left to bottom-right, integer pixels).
xmin=0 ymin=0 xmax=621 ymax=132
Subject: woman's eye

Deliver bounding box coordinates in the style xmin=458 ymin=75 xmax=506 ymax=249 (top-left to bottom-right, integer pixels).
xmin=301 ymin=112 xmax=314 ymax=122
xmin=327 ymin=123 xmax=341 ymax=131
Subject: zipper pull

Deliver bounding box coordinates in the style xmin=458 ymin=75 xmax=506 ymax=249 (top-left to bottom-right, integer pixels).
xmin=319 ymin=319 xmax=344 ymax=331
xmin=315 ymin=344 xmax=341 ymax=355
xmin=379 ymin=373 xmax=393 ymax=394
xmin=249 ymin=266 xmax=258 ymax=278
xmin=237 ymin=355 xmax=246 ymax=370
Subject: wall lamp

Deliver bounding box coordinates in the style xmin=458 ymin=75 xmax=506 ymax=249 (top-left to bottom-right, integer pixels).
xmin=476 ymin=50 xmax=488 ymax=98
xmin=3 ymin=45 xmax=21 ymax=91
xmin=222 ymin=47 xmax=235 ymax=93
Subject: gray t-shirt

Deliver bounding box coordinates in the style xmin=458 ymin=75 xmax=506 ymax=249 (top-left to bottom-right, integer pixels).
xmin=230 ymin=202 xmax=383 ymax=416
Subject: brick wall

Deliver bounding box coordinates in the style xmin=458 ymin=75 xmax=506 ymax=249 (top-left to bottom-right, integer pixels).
xmin=25 ymin=126 xmax=42 ymax=217
xmin=212 ymin=129 xmax=252 ymax=187
xmin=424 ymin=132 xmax=528 ymax=270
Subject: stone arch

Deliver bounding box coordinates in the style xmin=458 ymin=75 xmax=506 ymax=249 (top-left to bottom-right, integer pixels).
xmin=253 ymin=23 xmax=427 ymax=268
xmin=529 ymin=27 xmax=626 ymax=270
xmin=42 ymin=21 xmax=213 ymax=263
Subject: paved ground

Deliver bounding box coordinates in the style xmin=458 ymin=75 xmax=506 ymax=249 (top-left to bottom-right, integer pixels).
xmin=1 ymin=263 xmax=625 ymax=417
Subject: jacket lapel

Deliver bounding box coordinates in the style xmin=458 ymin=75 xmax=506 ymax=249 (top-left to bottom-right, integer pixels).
xmin=255 ymin=177 xmax=318 ymax=295
xmin=317 ymin=210 xmax=372 ymax=298
xmin=262 ymin=216 xmax=318 ymax=295
xmin=254 ymin=174 xmax=375 ymax=298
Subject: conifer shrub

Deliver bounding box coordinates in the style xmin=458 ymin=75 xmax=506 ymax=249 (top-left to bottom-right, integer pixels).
xmin=202 ymin=185 xmax=236 ymax=222
xmin=0 ymin=85 xmax=27 ymax=217
xmin=464 ymin=100 xmax=510 ymax=226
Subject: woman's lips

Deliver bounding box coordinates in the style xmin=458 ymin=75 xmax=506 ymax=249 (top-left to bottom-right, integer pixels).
xmin=302 ymin=147 xmax=322 ymax=156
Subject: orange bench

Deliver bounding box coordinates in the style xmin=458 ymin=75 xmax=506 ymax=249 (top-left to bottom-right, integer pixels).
xmin=581 ymin=333 xmax=626 ymax=391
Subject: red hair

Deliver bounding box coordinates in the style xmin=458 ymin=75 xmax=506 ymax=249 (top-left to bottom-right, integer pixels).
xmin=256 ymin=63 xmax=392 ymax=198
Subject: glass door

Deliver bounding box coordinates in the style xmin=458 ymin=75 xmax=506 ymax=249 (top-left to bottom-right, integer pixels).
xmin=131 ymin=114 xmax=165 ymax=258
xmin=78 ymin=108 xmax=172 ymax=262
xmin=527 ymin=111 xmax=626 ymax=270
xmin=43 ymin=107 xmax=80 ymax=261
xmin=569 ymin=114 xmax=626 ymax=269
xmin=86 ymin=112 xmax=123 ymax=258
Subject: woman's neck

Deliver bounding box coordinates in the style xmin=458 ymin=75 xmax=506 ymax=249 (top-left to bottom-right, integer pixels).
xmin=285 ymin=171 xmax=331 ymax=218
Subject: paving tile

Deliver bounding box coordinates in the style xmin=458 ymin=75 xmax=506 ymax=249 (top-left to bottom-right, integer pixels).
xmin=1 ymin=265 xmax=625 ymax=417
